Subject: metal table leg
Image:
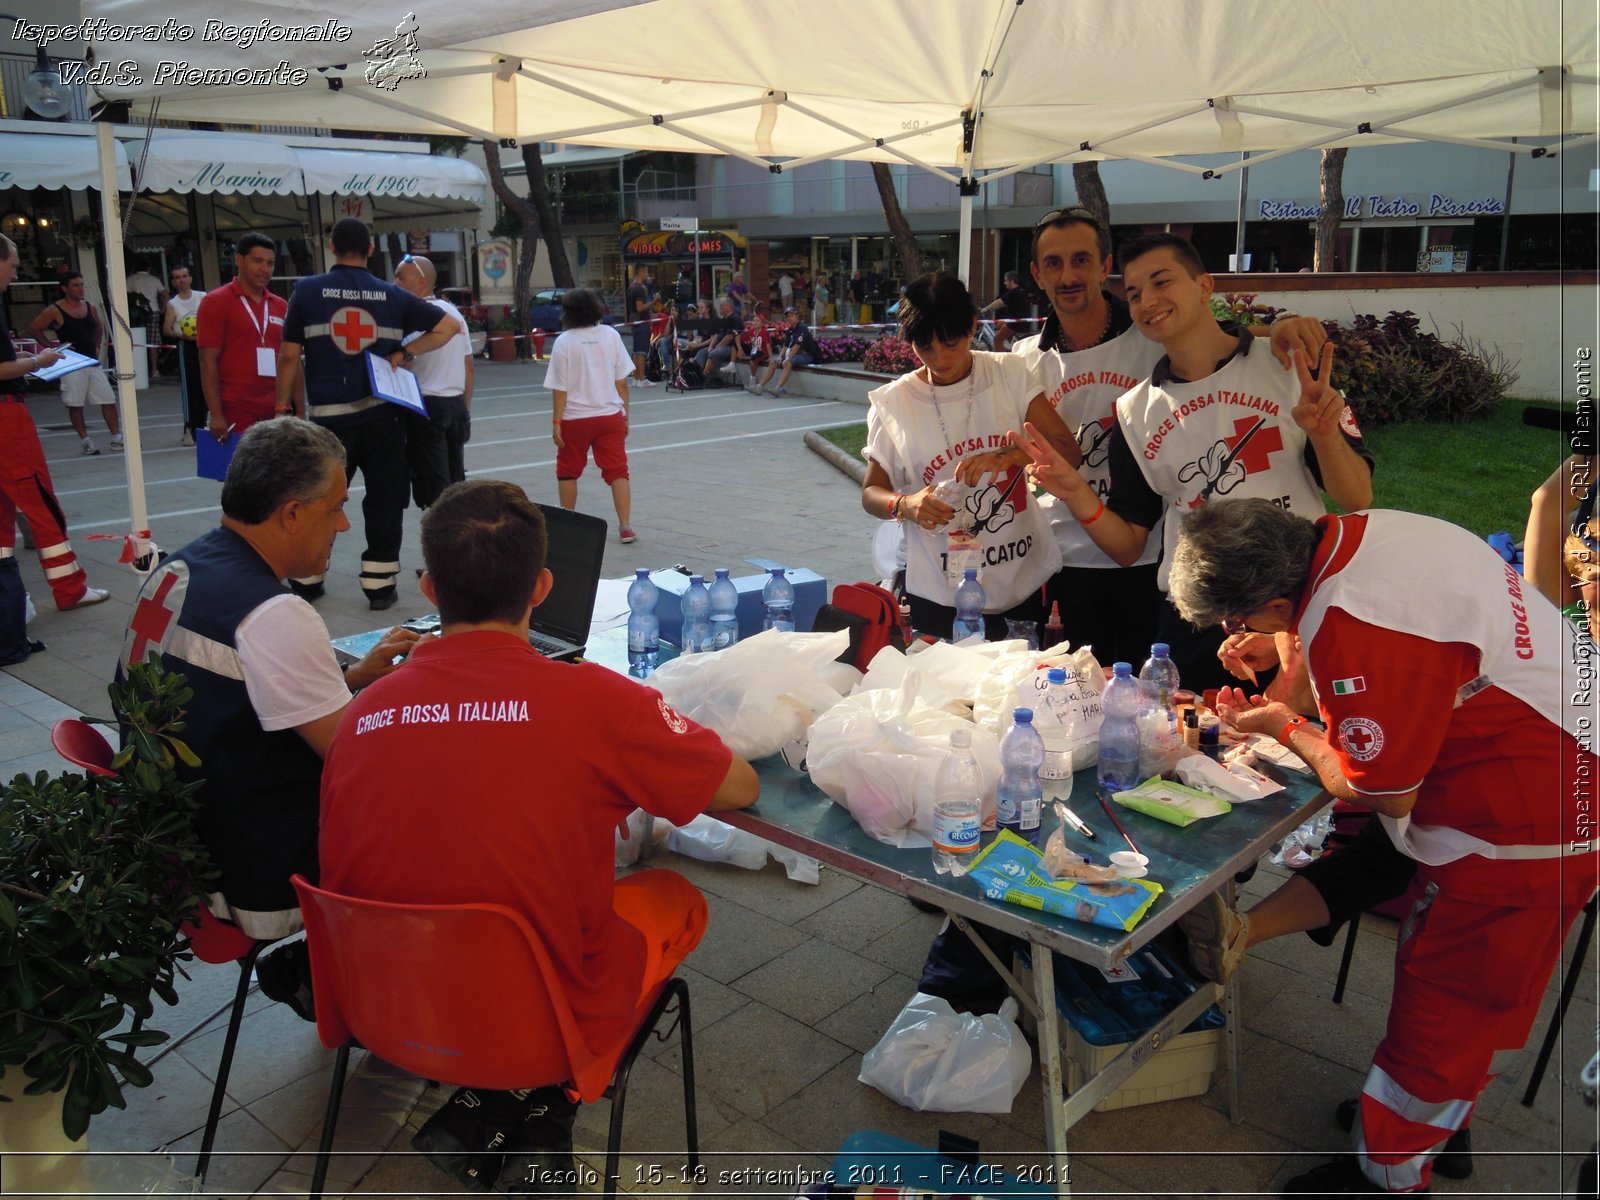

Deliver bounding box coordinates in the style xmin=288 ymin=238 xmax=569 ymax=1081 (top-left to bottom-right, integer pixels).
xmin=1032 ymin=944 xmax=1073 ymax=1199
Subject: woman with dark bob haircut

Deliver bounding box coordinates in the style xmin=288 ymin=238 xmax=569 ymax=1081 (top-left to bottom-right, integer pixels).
xmin=545 ymin=289 xmax=639 ymax=542
xmin=859 ymin=272 xmax=1079 ymax=638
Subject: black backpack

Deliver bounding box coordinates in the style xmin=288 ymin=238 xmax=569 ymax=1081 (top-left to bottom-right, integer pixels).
xmin=674 ymin=359 xmax=705 ymax=390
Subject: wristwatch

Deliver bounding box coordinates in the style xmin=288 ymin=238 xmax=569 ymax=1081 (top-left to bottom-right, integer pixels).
xmin=401 ymin=349 xmax=415 ymax=364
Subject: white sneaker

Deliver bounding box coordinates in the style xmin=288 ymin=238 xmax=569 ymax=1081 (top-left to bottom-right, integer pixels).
xmin=744 ymin=383 xmax=762 ymax=395
xmin=634 ymin=379 xmax=657 ymax=388
xmin=65 ymin=586 xmax=109 ymax=609
xmin=80 ymin=438 xmax=100 ymax=456
xmin=110 ymin=434 xmax=124 ymax=451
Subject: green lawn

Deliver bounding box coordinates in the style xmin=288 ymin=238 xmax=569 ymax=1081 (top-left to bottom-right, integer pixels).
xmin=817 ymin=400 xmax=1572 ymax=538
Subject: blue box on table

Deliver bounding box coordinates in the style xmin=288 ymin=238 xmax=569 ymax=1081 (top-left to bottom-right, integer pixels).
xmin=1015 ymin=942 xmax=1224 ymax=1111
xmin=649 ymin=560 xmax=827 ymax=645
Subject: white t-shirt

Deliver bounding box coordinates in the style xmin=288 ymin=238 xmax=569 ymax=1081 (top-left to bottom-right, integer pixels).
xmin=545 ymin=323 xmax=633 ymax=419
xmin=234 ymin=593 xmax=352 ymax=731
xmin=405 ymin=296 xmax=469 ymax=397
xmin=865 ymin=351 xmax=1061 ymax=611
xmin=166 ymin=290 xmax=205 ymax=335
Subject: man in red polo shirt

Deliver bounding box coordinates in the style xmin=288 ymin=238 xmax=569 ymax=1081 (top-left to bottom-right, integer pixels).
xmin=197 ymin=232 xmax=297 ymax=441
xmin=1167 ymin=498 xmax=1597 ymax=1196
xmin=320 ymin=479 xmax=757 ymax=1192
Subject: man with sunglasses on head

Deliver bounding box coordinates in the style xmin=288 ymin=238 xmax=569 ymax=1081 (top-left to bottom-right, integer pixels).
xmin=1015 ymin=223 xmax=1369 ymax=687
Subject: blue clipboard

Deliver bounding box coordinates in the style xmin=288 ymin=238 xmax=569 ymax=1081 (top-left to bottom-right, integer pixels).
xmin=196 ymin=429 xmax=241 ymax=481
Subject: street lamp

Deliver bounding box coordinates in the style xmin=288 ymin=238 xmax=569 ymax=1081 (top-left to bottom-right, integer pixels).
xmin=22 ymin=46 xmax=70 ymax=119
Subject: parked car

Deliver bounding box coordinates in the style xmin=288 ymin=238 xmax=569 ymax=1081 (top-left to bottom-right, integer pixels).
xmin=525 ymin=287 xmax=617 ymax=333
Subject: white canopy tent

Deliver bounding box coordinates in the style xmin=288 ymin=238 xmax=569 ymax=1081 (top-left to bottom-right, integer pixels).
xmin=66 ymin=0 xmax=1600 ymax=549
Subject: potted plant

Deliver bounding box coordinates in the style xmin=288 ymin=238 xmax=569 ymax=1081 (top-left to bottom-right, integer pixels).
xmin=0 ymin=661 xmax=216 ymax=1187
xmin=465 ymin=315 xmax=488 ymax=358
xmin=487 ymin=311 xmax=519 ymax=363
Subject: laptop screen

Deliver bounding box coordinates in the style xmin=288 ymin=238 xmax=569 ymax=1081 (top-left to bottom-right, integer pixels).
xmin=534 ymin=504 xmax=608 ymax=645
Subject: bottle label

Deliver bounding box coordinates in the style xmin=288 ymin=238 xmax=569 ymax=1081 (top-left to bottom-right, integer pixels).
xmin=1019 ymin=795 xmax=1042 ymax=829
xmin=932 ymin=803 xmax=980 ymax=852
xmin=628 ymin=630 xmax=657 ymax=652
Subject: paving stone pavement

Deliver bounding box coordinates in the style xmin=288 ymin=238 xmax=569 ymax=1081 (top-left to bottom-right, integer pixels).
xmin=3 ymin=364 xmax=1591 ymax=1198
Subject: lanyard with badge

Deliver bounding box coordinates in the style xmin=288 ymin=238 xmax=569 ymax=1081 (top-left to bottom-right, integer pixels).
xmin=929 ymin=361 xmax=983 ymax=589
xmin=239 ymin=293 xmax=277 ymax=378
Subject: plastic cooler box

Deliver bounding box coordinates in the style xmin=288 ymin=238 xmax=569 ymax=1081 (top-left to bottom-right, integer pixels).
xmin=1015 ymin=942 xmax=1224 ymax=1112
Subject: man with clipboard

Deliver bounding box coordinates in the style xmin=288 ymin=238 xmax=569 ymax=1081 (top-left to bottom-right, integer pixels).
xmin=275 ymin=218 xmax=457 ymax=610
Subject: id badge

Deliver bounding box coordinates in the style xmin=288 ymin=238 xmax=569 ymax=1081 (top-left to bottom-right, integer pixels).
xmin=945 ymin=531 xmax=983 ymax=589
xmin=256 ymin=346 xmax=277 ymax=378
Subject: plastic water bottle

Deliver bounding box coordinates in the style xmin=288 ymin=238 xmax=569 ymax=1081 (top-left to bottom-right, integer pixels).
xmin=951 ymin=568 xmax=986 ymax=642
xmin=626 ymin=568 xmax=659 ymax=676
xmin=931 ymin=728 xmax=983 ymax=875
xmin=1098 ymin=662 xmax=1144 ymax=792
xmin=996 ymin=708 xmax=1045 ymax=845
xmin=1138 ymin=642 xmax=1182 ymax=720
xmin=708 ymin=568 xmax=740 ymax=650
xmin=681 ymin=575 xmax=712 ymax=653
xmin=762 ymin=566 xmax=795 ymax=632
xmin=1137 ymin=642 xmax=1183 ymax=778
xmin=1039 ymin=666 xmax=1075 ymax=780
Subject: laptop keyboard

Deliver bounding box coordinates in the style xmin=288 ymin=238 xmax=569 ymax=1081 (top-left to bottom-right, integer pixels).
xmin=528 ymin=630 xmax=575 ymax=659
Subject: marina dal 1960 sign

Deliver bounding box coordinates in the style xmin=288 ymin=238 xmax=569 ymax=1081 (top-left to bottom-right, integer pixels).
xmin=1258 ymin=193 xmax=1507 ymax=221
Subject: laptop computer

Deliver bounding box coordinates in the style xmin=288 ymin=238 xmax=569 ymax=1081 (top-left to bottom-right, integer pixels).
xmin=527 ymin=504 xmax=608 ymax=661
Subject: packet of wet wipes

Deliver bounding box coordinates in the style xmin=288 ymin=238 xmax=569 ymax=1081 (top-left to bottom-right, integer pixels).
xmin=1174 ymin=751 xmax=1284 ymax=802
xmin=1111 ymin=778 xmax=1232 ymax=827
xmin=966 ymin=830 xmax=1163 ymax=931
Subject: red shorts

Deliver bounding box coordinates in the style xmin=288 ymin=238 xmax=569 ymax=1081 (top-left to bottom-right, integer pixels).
xmin=556 ymin=411 xmax=629 ymax=484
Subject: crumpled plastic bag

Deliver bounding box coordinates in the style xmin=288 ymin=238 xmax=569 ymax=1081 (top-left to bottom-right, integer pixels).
xmin=806 ymin=670 xmax=1000 ymax=846
xmin=972 ymin=641 xmax=1097 ymax=736
xmin=858 ymin=992 xmax=1032 ymax=1113
xmin=854 ymin=637 xmax=1023 ymax=715
xmin=648 ymin=629 xmax=857 ymax=760
xmin=665 ymin=813 xmax=820 ymax=883
xmin=614 ymin=807 xmax=670 ymax=869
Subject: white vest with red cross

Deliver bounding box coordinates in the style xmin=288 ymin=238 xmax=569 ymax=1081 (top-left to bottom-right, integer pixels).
xmin=1117 ymin=343 xmax=1323 ymax=591
xmin=1015 ymin=326 xmax=1163 ymax=569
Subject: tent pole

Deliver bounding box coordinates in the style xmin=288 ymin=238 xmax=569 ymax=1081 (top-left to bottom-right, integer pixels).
xmin=957 ymin=189 xmax=973 ymax=285
xmin=96 ymin=122 xmax=149 ymax=548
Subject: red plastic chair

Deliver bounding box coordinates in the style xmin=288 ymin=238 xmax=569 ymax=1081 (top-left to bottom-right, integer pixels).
xmin=290 ymin=874 xmax=697 ymax=1200
xmin=49 ymin=717 xmax=271 ymax=1185
xmin=49 ymin=717 xmax=117 ymax=777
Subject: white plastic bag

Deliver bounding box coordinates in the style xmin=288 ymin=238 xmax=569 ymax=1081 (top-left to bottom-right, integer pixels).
xmin=648 ymin=629 xmax=856 ymax=759
xmin=858 ymin=992 xmax=1032 ymax=1113
xmin=806 ymin=671 xmax=1000 ymax=846
xmin=665 ymin=814 xmax=821 ymax=883
xmin=1018 ymin=645 xmax=1106 ymax=771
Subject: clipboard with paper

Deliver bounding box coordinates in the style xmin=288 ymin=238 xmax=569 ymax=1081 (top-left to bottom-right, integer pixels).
xmin=366 ymin=352 xmax=426 ymax=415
xmin=26 ymin=347 xmax=99 ymax=382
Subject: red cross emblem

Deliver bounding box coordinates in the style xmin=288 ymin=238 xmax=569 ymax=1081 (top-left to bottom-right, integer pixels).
xmin=329 ymin=306 xmax=377 ymax=354
xmin=127 ymin=569 xmax=182 ymax=667
xmin=1223 ymin=415 xmax=1284 ymax=474
xmin=1336 ymin=716 xmax=1385 ymax=762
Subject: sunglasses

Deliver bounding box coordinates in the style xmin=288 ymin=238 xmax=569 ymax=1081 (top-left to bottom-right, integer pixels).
xmin=1035 ymin=206 xmax=1105 ymax=230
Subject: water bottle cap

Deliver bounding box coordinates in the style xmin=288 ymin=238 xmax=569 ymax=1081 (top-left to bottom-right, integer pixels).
xmin=770 ymin=566 xmax=786 ymax=577
xmin=963 ymin=568 xmax=978 ymax=579
xmin=1112 ymin=662 xmax=1133 ymax=676
xmin=1013 ymin=707 xmax=1033 ymax=724
xmin=1047 ymin=667 xmax=1067 ymax=684
xmin=715 ymin=567 xmax=730 ymax=578
xmin=949 ymin=727 xmax=972 ymax=748
xmin=689 ymin=575 xmax=703 ymax=584
xmin=1151 ymin=642 xmax=1171 ymax=656
xmin=635 ymin=567 xmax=649 ymax=578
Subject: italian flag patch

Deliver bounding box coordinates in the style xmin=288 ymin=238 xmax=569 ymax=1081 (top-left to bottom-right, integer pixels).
xmin=1331 ymin=676 xmax=1366 ymax=695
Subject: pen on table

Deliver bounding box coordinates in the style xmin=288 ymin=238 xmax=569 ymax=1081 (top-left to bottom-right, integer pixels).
xmin=1060 ymin=806 xmax=1095 ymax=839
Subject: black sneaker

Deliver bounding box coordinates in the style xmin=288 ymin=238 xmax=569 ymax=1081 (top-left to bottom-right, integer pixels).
xmin=1334 ymin=1097 xmax=1471 ymax=1180
xmin=287 ymin=579 xmax=325 ymax=602
xmin=1282 ymin=1154 xmax=1428 ymax=1195
xmin=497 ymin=1086 xmax=579 ymax=1195
xmin=412 ymin=1087 xmax=509 ymax=1193
xmin=254 ymin=941 xmax=315 ymax=1022
xmin=368 ymin=589 xmax=398 ymax=612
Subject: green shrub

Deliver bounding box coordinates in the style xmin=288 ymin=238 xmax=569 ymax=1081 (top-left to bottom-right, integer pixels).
xmin=1325 ymin=311 xmax=1518 ymax=426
